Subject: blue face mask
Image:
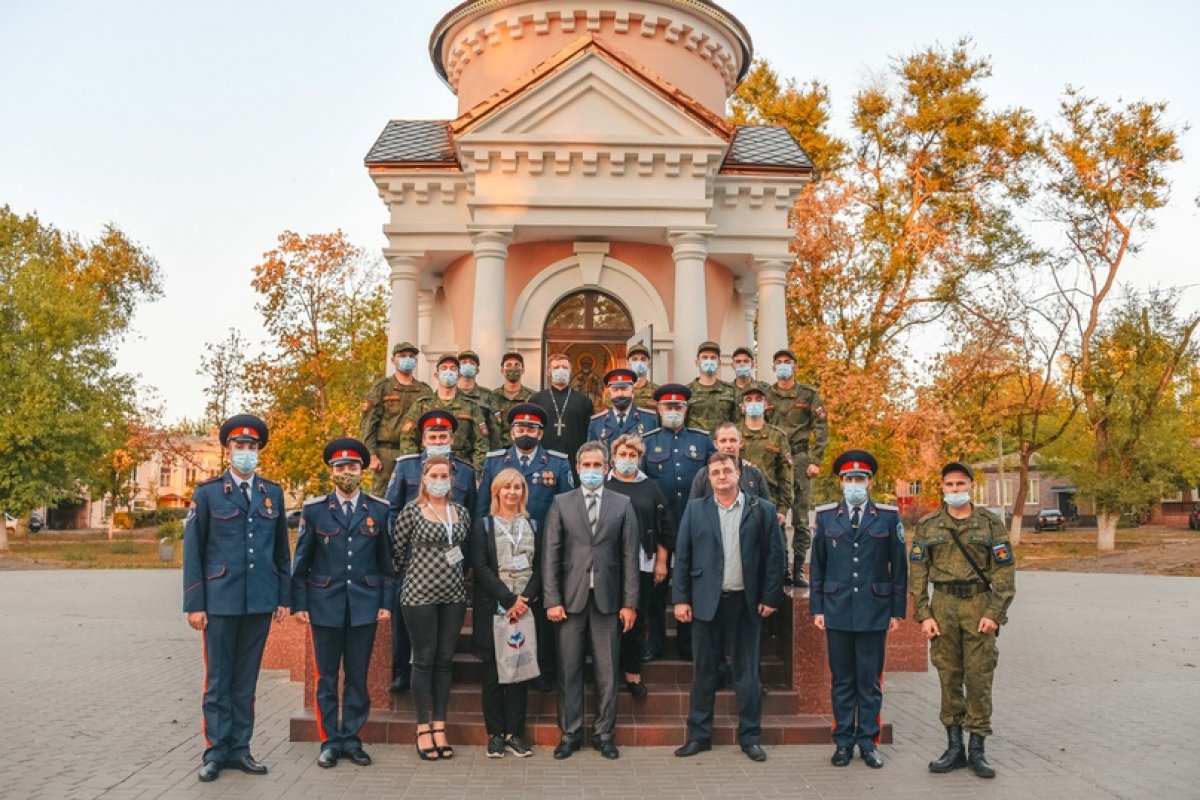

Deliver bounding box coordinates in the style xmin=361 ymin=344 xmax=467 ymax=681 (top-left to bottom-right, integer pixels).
xmin=944 ymin=492 xmax=972 ymax=508
xmin=629 ymin=360 xmax=649 ymax=377
xmin=395 ymin=356 xmax=417 ymax=374
xmin=775 ymin=362 xmax=794 ymax=381
xmin=744 ymin=401 xmax=765 ymax=418
xmin=579 ymin=469 xmax=605 ymax=490
xmin=614 ymin=458 xmax=639 ymax=476
xmin=733 ymin=364 xmax=753 ymax=379
xmin=438 ymin=370 xmax=458 ymax=388
xmin=842 ymin=482 xmax=868 ymax=505
xmin=699 ymin=359 xmax=719 ymax=376
xmin=231 ymin=449 xmax=258 ymax=474
xmin=460 ymin=363 xmax=478 ymax=379
xmin=426 ymin=444 xmax=451 ymax=458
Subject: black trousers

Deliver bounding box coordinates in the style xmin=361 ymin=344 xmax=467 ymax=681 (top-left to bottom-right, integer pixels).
xmin=201 ymin=613 xmax=271 ymax=765
xmin=391 ymin=592 xmax=411 ymax=681
xmin=619 ymin=572 xmax=653 ymax=676
xmin=687 ymin=592 xmax=762 ymax=746
xmin=311 ymin=621 xmax=377 ymax=751
xmin=402 ymin=602 xmax=466 ymax=723
xmin=480 ymin=649 xmax=530 ymax=737
xmin=826 ymin=628 xmax=887 ymax=749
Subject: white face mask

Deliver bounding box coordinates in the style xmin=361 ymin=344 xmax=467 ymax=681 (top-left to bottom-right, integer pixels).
xmin=614 ymin=458 xmax=639 ymax=476
xmin=944 ymin=492 xmax=972 ymax=508
xmin=551 ymin=367 xmax=571 ymax=386
xmin=662 ymin=410 xmax=685 ymax=429
xmin=426 ymin=479 xmax=452 ymax=498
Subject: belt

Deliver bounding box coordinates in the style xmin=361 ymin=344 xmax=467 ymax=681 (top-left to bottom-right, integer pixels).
xmin=720 ymin=589 xmax=744 ymax=598
xmin=933 ymin=581 xmax=986 ymax=598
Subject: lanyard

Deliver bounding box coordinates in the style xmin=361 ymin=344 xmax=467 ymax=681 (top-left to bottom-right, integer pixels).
xmin=496 ymin=516 xmax=525 ymax=551
xmin=425 ymin=502 xmax=455 ymax=545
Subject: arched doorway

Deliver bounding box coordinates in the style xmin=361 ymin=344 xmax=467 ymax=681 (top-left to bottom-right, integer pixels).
xmin=543 ymin=290 xmax=634 ymax=407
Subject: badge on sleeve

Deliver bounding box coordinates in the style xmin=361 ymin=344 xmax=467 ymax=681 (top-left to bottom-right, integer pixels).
xmin=897 ymin=521 xmax=905 ymax=544
xmin=185 ymin=501 xmax=196 ymax=524
xmin=909 ymin=543 xmax=924 ymax=562
xmin=991 ymin=542 xmax=1013 ymax=564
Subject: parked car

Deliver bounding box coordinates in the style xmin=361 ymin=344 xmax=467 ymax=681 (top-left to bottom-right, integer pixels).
xmin=28 ymin=512 xmax=44 ymax=533
xmin=1188 ymin=504 xmax=1200 ymax=531
xmin=286 ymin=509 xmax=303 ymax=529
xmin=1034 ymin=508 xmax=1067 ymax=532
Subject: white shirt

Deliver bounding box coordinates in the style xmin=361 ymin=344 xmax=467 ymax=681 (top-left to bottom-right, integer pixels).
xmin=716 ymin=491 xmax=745 ymax=592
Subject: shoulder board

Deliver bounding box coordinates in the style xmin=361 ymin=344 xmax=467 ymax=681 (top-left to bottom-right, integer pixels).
xmin=641 ymin=427 xmax=662 ymax=437
xmin=546 ymin=449 xmax=569 ymax=460
xmin=197 ymin=474 xmax=223 ymax=487
xmin=365 ymin=493 xmax=389 ymax=505
xmin=258 ymin=477 xmax=281 ymax=489
xmin=977 ymin=507 xmax=1003 ymax=523
xmin=814 ymin=502 xmax=838 ymax=513
xmin=304 ymin=496 xmax=326 ymax=506
xmin=918 ymin=509 xmax=942 ymax=523
xmin=637 ymin=407 xmax=657 ymax=415
xmin=686 ymin=427 xmax=709 ymax=434
xmin=797 ymin=382 xmax=818 ymax=392
xmin=453 ymin=457 xmax=475 ymax=469
xmin=874 ymin=502 xmax=899 ymax=512
xmin=485 ymin=449 xmax=507 ymax=458
xmin=591 ymin=410 xmax=608 ymax=420
xmin=394 ymin=453 xmax=421 ymax=464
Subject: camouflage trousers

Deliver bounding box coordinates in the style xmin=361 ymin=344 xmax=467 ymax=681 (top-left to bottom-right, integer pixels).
xmin=787 ymin=473 xmax=812 ymax=566
xmin=372 ymin=446 xmax=403 ymax=497
xmin=929 ymin=590 xmax=999 ymax=736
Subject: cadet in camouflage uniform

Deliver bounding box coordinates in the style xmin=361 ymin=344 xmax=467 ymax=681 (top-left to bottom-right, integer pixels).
xmin=491 ymin=351 xmax=535 ymax=442
xmin=686 ymin=341 xmax=739 ymax=434
xmin=765 ymin=348 xmax=829 ymax=587
xmin=738 ymin=385 xmax=794 ymax=525
xmin=456 ymin=349 xmax=503 ymax=450
xmin=730 ymin=346 xmax=772 ymax=398
xmin=400 ymin=354 xmax=491 ymax=470
xmin=908 ymin=462 xmax=1016 ymax=780
xmin=627 ymin=343 xmax=659 ymax=409
xmin=360 ymin=342 xmax=433 ymax=494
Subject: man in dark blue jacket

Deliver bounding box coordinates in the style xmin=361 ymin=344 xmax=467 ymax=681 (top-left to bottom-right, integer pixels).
xmin=291 ymin=438 xmax=394 ymax=769
xmin=810 ymin=450 xmax=907 ymax=769
xmin=672 ymin=452 xmax=784 ymax=763
xmin=586 ymin=367 xmax=657 ymax=445
xmin=182 ymin=414 xmax=290 ymax=783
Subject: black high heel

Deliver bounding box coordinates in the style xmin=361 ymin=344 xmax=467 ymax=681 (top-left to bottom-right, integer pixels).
xmin=431 ymin=725 xmax=454 ymax=759
xmin=416 ymin=726 xmax=440 ymax=761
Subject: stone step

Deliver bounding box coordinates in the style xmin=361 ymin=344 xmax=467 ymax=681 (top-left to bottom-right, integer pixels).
xmin=448 ymin=652 xmax=788 ymax=685
xmin=291 ymin=708 xmax=892 ymax=747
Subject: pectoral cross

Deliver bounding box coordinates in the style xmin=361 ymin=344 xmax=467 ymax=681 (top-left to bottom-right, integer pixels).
xmin=554 ymin=418 xmax=566 ymax=436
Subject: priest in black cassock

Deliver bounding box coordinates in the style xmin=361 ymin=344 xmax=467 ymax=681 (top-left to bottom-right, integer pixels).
xmin=531 ymin=352 xmax=595 ymax=469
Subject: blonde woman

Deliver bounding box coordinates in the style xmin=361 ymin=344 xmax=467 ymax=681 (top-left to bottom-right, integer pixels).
xmin=470 ymin=468 xmax=539 ymax=758
xmin=391 ymin=455 xmax=471 ymax=761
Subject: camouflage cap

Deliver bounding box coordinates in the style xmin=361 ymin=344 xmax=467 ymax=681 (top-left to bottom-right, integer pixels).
xmin=392 ymin=341 xmax=419 ymax=356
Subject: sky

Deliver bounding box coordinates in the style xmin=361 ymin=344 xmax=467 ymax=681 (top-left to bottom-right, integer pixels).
xmin=2 ymin=0 xmax=1198 ymax=423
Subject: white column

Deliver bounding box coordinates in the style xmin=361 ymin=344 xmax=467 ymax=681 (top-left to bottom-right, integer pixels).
xmin=416 ymin=289 xmax=434 ymax=383
xmin=736 ymin=273 xmax=759 ymax=350
xmin=668 ymin=229 xmax=713 ymax=381
xmin=383 ymin=250 xmax=423 ymax=373
xmin=468 ymin=228 xmax=513 ymax=373
xmin=753 ymin=257 xmax=791 ymax=382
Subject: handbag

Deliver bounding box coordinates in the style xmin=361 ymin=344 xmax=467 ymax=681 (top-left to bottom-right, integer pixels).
xmin=492 ymin=611 xmax=540 ymax=684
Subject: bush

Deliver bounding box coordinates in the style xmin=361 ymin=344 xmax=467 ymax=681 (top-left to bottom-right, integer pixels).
xmin=159 ymin=519 xmax=184 ymax=541
xmin=132 ymin=507 xmax=190 ymax=527
xmin=112 ymin=512 xmax=133 ymax=530
xmin=109 ymin=541 xmax=138 ymax=555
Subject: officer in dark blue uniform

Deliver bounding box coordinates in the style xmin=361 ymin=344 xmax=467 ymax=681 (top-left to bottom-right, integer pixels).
xmin=183 ymin=414 xmax=290 ymax=783
xmin=384 ymin=409 xmax=477 ymax=694
xmin=586 ymin=367 xmax=658 ymax=446
xmin=291 ymin=438 xmax=394 ymax=769
xmin=641 ymin=384 xmax=717 ymax=660
xmin=477 ymin=402 xmax=574 ymax=689
xmin=810 ymin=450 xmax=907 ymax=770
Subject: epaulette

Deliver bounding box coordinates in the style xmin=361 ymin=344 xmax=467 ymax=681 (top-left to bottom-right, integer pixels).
xmin=687 ymin=427 xmax=709 ymax=434
xmin=978 ymin=506 xmax=1003 ymax=523
xmin=394 ymin=453 xmax=421 ymax=464
xmin=485 ymin=449 xmax=507 ymax=458
xmin=814 ymin=502 xmax=838 ymax=513
xmin=196 ymin=474 xmax=223 ymax=487
xmin=365 ymin=492 xmax=389 ymax=505
xmin=453 ymin=456 xmax=476 ymax=469
xmin=641 ymin=427 xmax=662 ymax=437
xmin=258 ymin=476 xmax=281 ymax=489
xmin=304 ymin=496 xmax=326 ymax=506
xmin=637 ymin=406 xmax=657 ymax=416
xmin=546 ymin=449 xmax=568 ymax=459
xmin=874 ymin=502 xmax=899 ymax=512
xmin=918 ymin=509 xmax=941 ymax=524
xmin=591 ymin=410 xmax=608 ymax=420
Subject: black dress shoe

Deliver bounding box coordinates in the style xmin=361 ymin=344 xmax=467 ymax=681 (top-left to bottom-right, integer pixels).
xmin=317 ymin=748 xmax=339 ymax=768
xmin=389 ymin=675 xmax=410 ymax=693
xmin=861 ymin=748 xmax=884 ymax=769
xmin=742 ymin=743 xmax=767 ymax=762
xmin=641 ymin=649 xmax=661 ymax=663
xmin=792 ymin=568 xmax=809 ymax=588
xmin=593 ymin=739 xmax=620 ymax=759
xmin=674 ymin=740 xmax=712 ymax=758
xmin=534 ymin=675 xmax=556 ymax=693
xmin=626 ymin=680 xmax=648 ymax=699
xmin=346 ymin=747 xmax=371 ymax=766
xmin=553 ymin=737 xmax=581 ymax=760
xmin=197 ymin=762 xmax=220 ymax=782
xmin=228 ymin=755 xmax=268 ymax=775
xmin=831 ymin=746 xmax=853 ymax=767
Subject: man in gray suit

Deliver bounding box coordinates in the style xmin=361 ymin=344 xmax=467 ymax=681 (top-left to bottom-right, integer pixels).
xmin=543 ymin=440 xmax=639 ymax=760
xmin=672 ymin=452 xmax=785 ymax=762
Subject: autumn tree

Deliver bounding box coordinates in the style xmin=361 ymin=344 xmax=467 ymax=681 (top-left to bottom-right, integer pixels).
xmin=198 ymin=327 xmax=249 ymax=428
xmin=245 ymin=230 xmax=388 ymax=495
xmin=0 ymin=205 xmax=161 ymax=536
xmin=1044 ymin=90 xmax=1191 ymax=549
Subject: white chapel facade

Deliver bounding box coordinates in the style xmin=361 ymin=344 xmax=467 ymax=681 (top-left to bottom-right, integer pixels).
xmin=367 ymin=0 xmax=811 ymax=387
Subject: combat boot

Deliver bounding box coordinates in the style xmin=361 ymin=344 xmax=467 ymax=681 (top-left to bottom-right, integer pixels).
xmin=967 ymin=733 xmax=995 ymax=779
xmin=928 ymin=725 xmax=966 ymax=773
xmin=791 ymin=558 xmax=808 ymax=588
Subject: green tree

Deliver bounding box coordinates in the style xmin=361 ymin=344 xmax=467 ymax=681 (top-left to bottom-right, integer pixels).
xmin=246 ymin=230 xmax=388 ymax=495
xmin=0 ymin=206 xmax=161 ymax=525
xmin=1044 ymin=90 xmax=1191 ymax=549
xmin=197 ymin=327 xmax=249 ymax=428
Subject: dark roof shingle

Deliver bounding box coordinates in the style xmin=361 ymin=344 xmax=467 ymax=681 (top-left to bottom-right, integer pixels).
xmin=365 ymin=120 xmax=458 ymax=165
xmin=723 ymin=125 xmax=813 ymax=170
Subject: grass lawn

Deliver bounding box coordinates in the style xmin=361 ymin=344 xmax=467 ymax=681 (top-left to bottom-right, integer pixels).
xmin=0 ymin=529 xmax=303 ymax=569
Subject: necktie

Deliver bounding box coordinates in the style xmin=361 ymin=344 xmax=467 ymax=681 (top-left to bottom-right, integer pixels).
xmin=617 ymin=413 xmax=625 ymax=428
xmin=240 ymin=482 xmax=251 ymax=505
xmin=343 ymin=500 xmax=353 ymax=520
xmin=587 ymin=493 xmax=599 ymax=537
xmin=851 ymin=506 xmax=861 ymax=531
xmin=520 ymin=455 xmax=530 ymax=470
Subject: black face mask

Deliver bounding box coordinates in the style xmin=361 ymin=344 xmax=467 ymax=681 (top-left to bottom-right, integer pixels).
xmin=612 ymin=395 xmax=633 ymax=411
xmin=514 ymin=435 xmax=539 ymax=451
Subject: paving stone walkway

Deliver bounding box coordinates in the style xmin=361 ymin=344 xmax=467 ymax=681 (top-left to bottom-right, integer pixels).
xmin=0 ymin=569 xmax=1193 ymax=799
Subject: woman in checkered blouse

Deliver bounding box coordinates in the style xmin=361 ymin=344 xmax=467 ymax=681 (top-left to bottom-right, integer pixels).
xmin=391 ymin=455 xmax=471 ymax=760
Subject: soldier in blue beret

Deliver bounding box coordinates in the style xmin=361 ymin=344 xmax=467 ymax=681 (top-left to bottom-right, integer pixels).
xmin=290 ymin=438 xmax=394 ymax=768
xmin=641 ymin=384 xmax=717 ymax=660
xmin=478 ymin=402 xmax=574 ymax=690
xmin=384 ymin=409 xmax=477 ymax=694
xmin=183 ymin=414 xmax=290 ymax=783
xmin=586 ymin=368 xmax=658 ymax=445
xmin=810 ymin=450 xmax=907 ymax=770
